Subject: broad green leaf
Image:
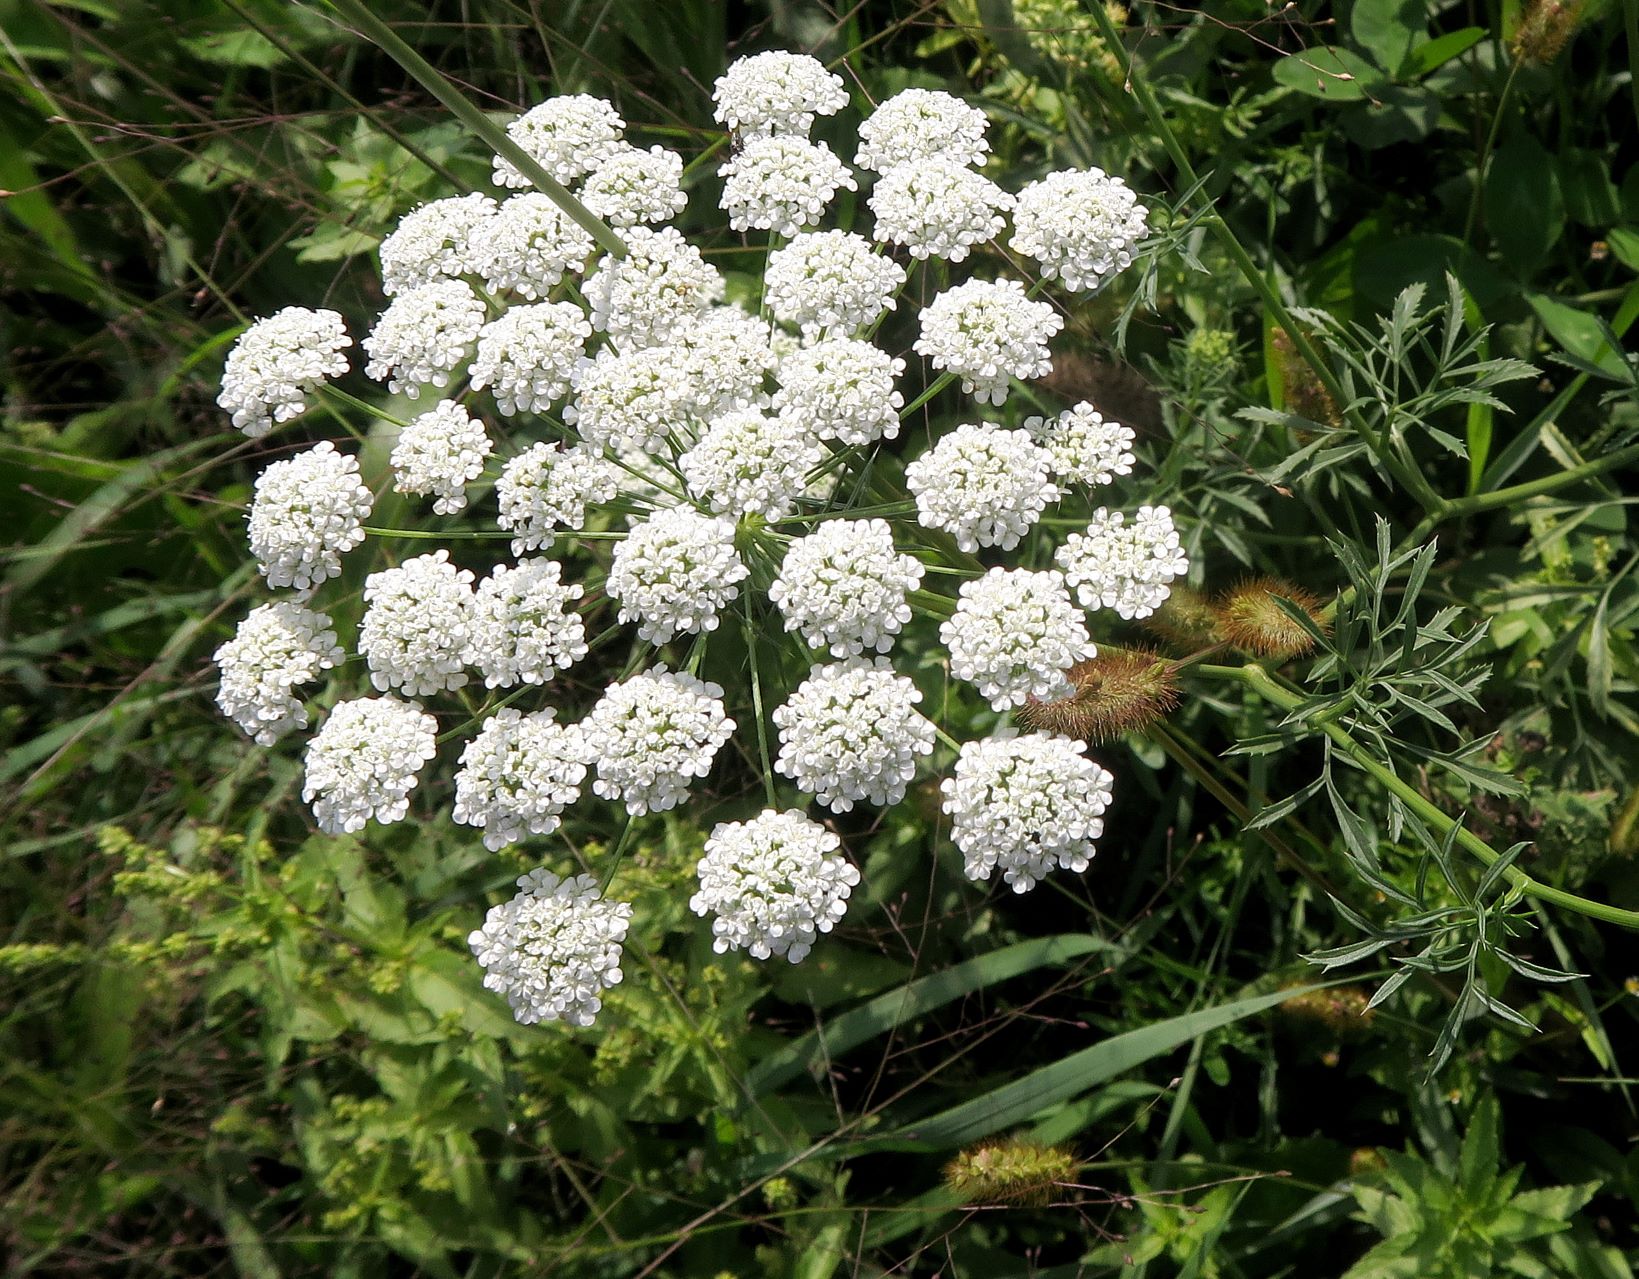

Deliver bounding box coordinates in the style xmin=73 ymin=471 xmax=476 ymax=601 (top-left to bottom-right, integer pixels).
xmin=1351 ymin=0 xmax=1423 ymax=77
xmin=1527 ymin=292 xmax=1627 ymax=377
xmin=1486 ymin=137 xmax=1564 ymax=273
xmin=1559 ymin=149 xmax=1622 ymax=227
xmin=1409 ymin=26 xmax=1486 ymax=75
xmin=1273 ymin=47 xmax=1385 ymax=101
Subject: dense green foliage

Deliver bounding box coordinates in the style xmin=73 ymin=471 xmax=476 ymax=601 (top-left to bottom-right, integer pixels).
xmin=3 ymin=1 xmax=1638 ymax=1274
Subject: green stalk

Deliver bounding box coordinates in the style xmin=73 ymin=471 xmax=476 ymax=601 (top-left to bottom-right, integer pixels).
xmin=1191 ymin=663 xmax=1639 ymax=930
xmin=320 ymin=0 xmax=627 ymax=258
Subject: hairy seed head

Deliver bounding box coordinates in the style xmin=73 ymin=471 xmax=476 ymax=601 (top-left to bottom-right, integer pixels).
xmin=944 ymin=1138 xmax=1080 ymax=1206
xmin=1018 ymin=647 xmax=1180 ymax=742
xmin=1215 ymin=579 xmax=1328 ymax=660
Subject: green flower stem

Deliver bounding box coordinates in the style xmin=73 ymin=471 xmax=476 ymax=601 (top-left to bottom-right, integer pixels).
xmin=932 ymin=724 xmax=964 ymax=754
xmin=319 ymin=385 xmax=409 ymax=428
xmin=1415 ymin=440 xmax=1639 ymax=537
xmin=742 ymin=612 xmax=779 ymax=806
xmin=1083 ymin=1 xmax=1440 ymax=513
xmin=900 ymin=372 xmax=958 ymax=419
xmin=320 ymin=0 xmax=627 ymax=259
xmin=599 ymin=811 xmax=640 ymax=893
xmin=1190 ymin=662 xmax=1639 ymax=930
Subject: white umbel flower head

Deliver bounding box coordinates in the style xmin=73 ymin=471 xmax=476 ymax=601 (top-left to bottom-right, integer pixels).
xmin=711 ymin=51 xmax=848 ymax=137
xmin=690 ymin=810 xmax=858 ymax=962
xmin=580 ymin=144 xmax=688 ymax=227
xmin=763 ymin=230 xmax=907 ymax=336
xmin=1024 ymin=400 xmax=1136 ymax=486
xmin=856 ymin=88 xmax=989 ymax=172
xmin=453 ymin=711 xmax=587 ymax=851
xmin=218 ymin=307 xmax=351 ymax=438
xmin=770 ymin=518 xmax=924 ymax=657
xmin=773 ymin=658 xmax=934 ymax=811
xmin=469 ymin=558 xmax=587 ymax=688
xmin=468 ymin=870 xmax=631 ymax=1026
xmin=581 ymin=669 xmax=735 ymax=814
xmin=905 ymin=422 xmax=1059 ymax=552
xmin=606 ymin=508 xmax=749 ymax=643
xmin=680 ymin=409 xmax=822 ymax=520
xmin=469 ymin=302 xmax=590 ymax=416
xmin=669 ymin=308 xmax=777 ymax=416
xmin=1055 ymin=505 xmax=1188 ymax=619
xmin=491 ymin=95 xmax=625 ymax=189
xmin=718 ymin=135 xmax=856 ymax=237
xmin=584 ymin=226 xmax=724 ymax=349
xmin=390 ymin=400 xmax=492 ymax=515
xmin=869 ymin=159 xmax=1010 ymax=263
xmin=303 ymin=695 xmax=438 ymax=834
xmin=358 ymin=550 xmax=475 ymax=697
xmin=363 ymin=279 xmax=486 ymax=398
xmin=496 ymin=443 xmax=619 ymax=551
xmin=773 ymin=337 xmax=904 ymax=446
xmin=1011 ymin=168 xmax=1149 ymax=291
xmin=941 ymin=733 xmax=1114 ymax=893
xmin=941 ymin=567 xmax=1093 ymax=710
xmin=471 ymin=194 xmax=597 ymax=300
xmin=246 ymin=440 xmax=372 ymax=593
xmin=914 ymin=278 xmax=1062 ymax=405
xmin=214 ymin=602 xmax=343 ymax=745
xmin=564 ymin=345 xmax=690 ymax=454
xmin=378 ymin=194 xmax=496 ymax=296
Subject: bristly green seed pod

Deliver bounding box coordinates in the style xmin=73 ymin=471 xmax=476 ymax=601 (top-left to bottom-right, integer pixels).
xmin=1018 ymin=648 xmax=1180 ymax=743
xmin=1215 ymin=579 xmax=1329 ymax=661
xmin=943 ymin=1138 xmax=1080 ymax=1206
xmin=1279 ymin=983 xmax=1376 ymax=1037
xmin=1510 ymin=0 xmax=1585 ymax=65
xmin=1143 ymin=583 xmax=1223 ymax=649
xmin=1271 ymin=328 xmax=1340 ymax=429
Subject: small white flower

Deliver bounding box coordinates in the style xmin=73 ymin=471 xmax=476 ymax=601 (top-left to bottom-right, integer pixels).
xmin=246 ymin=440 xmax=373 ymax=594
xmin=581 ymin=669 xmax=735 ymax=815
xmin=914 ymin=278 xmax=1062 ymax=405
xmin=214 ymin=602 xmax=343 ymax=745
xmin=719 ymin=135 xmax=856 ymax=237
xmin=363 ymin=279 xmax=487 ymax=398
xmin=584 ymin=225 xmax=724 ymax=349
xmin=773 ymin=658 xmax=934 ymax=811
xmin=712 ymin=51 xmax=848 ymax=137
xmin=606 ymin=508 xmax=748 ymax=643
xmin=690 ymin=809 xmax=858 ymax=962
xmin=869 ymin=159 xmax=1011 ymax=263
xmin=1055 ymin=505 xmax=1188 ymax=620
xmin=669 ymin=308 xmax=777 ymax=416
xmin=453 ymin=710 xmax=587 ymax=851
xmin=469 ymin=302 xmax=591 ymax=416
xmin=218 ymin=307 xmax=351 ymax=438
xmin=1011 ymin=168 xmax=1149 ymax=292
xmin=564 ymin=345 xmax=691 ymax=454
xmin=680 ymin=409 xmax=822 ymax=520
xmin=1024 ymin=400 xmax=1136 ymax=486
xmin=471 ymin=194 xmax=597 ymax=299
xmin=773 ymin=337 xmax=904 ymax=447
xmin=496 ymin=443 xmax=619 ymax=551
xmin=491 ymin=95 xmax=625 ymax=189
xmin=905 ymin=422 xmax=1059 ymax=552
xmin=763 ymin=230 xmax=907 ymax=337
xmin=378 ymin=194 xmax=496 ymax=296
xmin=941 ymin=733 xmax=1114 ymax=893
xmin=359 ymin=550 xmax=475 ymax=697
xmin=856 ymin=88 xmax=989 ymax=173
xmin=303 ymin=695 xmax=438 ymax=834
xmin=390 ymin=400 xmax=492 ymax=515
xmin=468 ymin=870 xmax=631 ymax=1026
xmin=770 ymin=518 xmax=924 ymax=657
xmin=469 ymin=558 xmax=587 ymax=688
xmin=580 ymin=143 xmax=688 ymax=226
xmin=941 ymin=567 xmax=1093 ymax=710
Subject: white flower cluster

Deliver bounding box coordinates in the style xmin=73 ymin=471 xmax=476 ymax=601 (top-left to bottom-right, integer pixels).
xmin=246 ymin=441 xmax=373 ymax=593
xmin=856 ymin=88 xmax=990 ymax=172
xmin=1056 ymin=505 xmax=1189 ymax=619
xmin=681 ymin=409 xmax=822 ymax=520
xmin=454 ymin=712 xmax=587 ymax=851
xmin=390 ymin=400 xmax=492 ymax=515
xmin=1025 ymin=400 xmax=1136 ymax=486
xmin=773 ymin=337 xmax=904 ymax=446
xmin=214 ymin=602 xmax=342 ymax=745
xmin=379 ymin=194 xmax=496 ymax=296
xmin=712 ymin=51 xmax=848 ymax=137
xmin=869 ymin=160 xmax=1010 ymax=263
xmin=774 ymin=658 xmax=934 ymax=811
xmin=218 ymin=307 xmax=351 ymax=438
xmin=1011 ymin=168 xmax=1149 ymax=292
xmin=496 ymin=443 xmax=618 ymax=552
xmin=493 ymin=95 xmax=626 ymax=189
xmin=581 ymin=669 xmax=735 ymax=815
xmin=906 ymin=422 xmax=1059 ymax=552
xmin=770 ymin=519 xmax=924 ymax=656
xmin=584 ymin=225 xmax=724 ymax=348
xmin=358 ymin=550 xmax=475 ymax=697
xmin=942 ymin=568 xmax=1093 ymax=710
xmin=470 ymin=558 xmax=587 ymax=688
xmin=670 ymin=308 xmax=777 ymax=416
xmin=469 ymin=301 xmax=590 ymax=416
xmin=690 ymin=810 xmax=859 ymax=962
xmin=581 ymin=145 xmax=688 ymax=227
xmin=473 ymin=194 xmax=596 ymax=299
xmin=914 ymin=278 xmax=1063 ymax=405
xmin=941 ymin=734 xmax=1115 ymax=892
xmin=302 ymin=696 xmax=438 ymax=835
xmin=468 ymin=871 xmax=632 ymax=1026
xmin=607 ymin=509 xmax=748 ymax=643
xmin=719 ymin=135 xmax=856 ymax=237
xmin=763 ymin=231 xmax=906 ymax=336
xmin=363 ymin=279 xmax=486 ymax=398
